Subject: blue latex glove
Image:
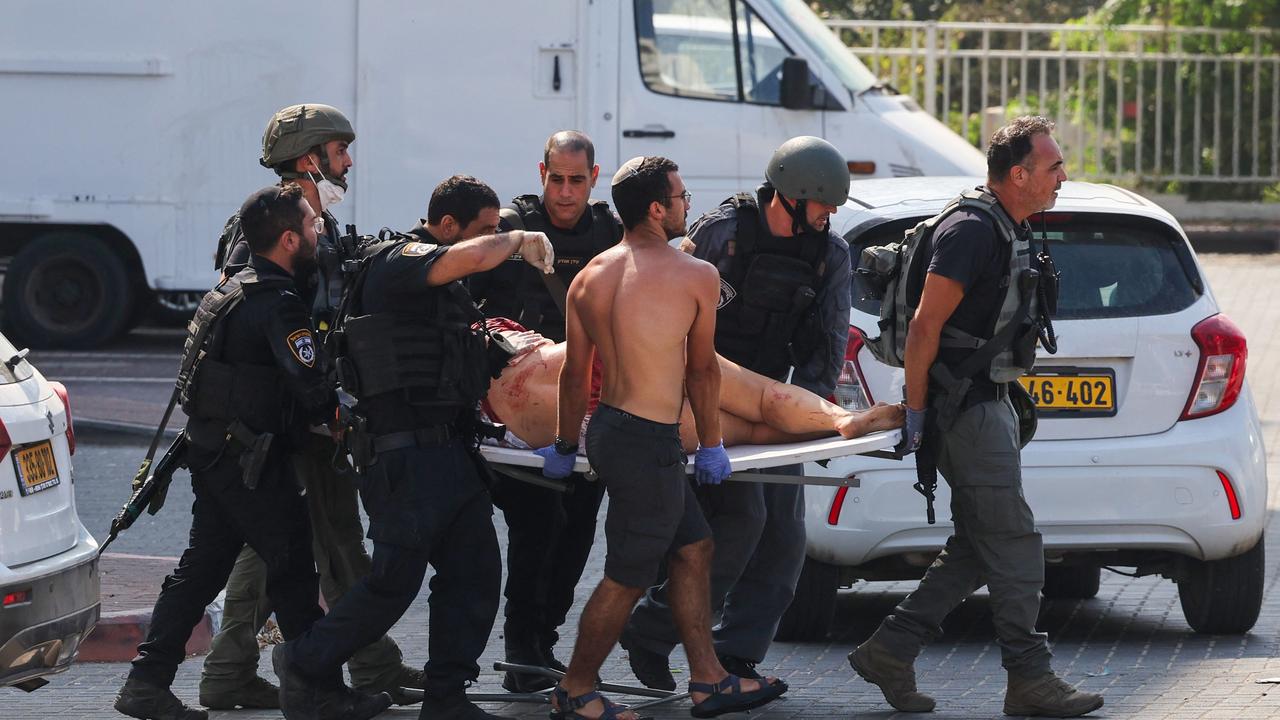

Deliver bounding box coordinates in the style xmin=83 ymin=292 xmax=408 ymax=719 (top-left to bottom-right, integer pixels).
xmin=694 ymin=442 xmax=732 ymax=486
xmin=535 ymin=444 xmax=576 ymax=479
xmin=898 ymin=406 xmax=927 ymax=455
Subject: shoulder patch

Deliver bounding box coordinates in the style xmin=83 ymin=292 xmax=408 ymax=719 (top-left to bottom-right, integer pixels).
xmin=401 ymin=242 xmax=435 ymax=257
xmin=287 ymin=328 xmax=316 ymax=367
xmin=717 ymin=278 xmax=737 ymax=309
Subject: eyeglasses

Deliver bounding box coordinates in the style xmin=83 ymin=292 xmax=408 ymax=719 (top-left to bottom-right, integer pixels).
xmin=665 ymin=190 xmax=692 ymax=204
xmin=311 ymin=217 xmax=326 ymax=235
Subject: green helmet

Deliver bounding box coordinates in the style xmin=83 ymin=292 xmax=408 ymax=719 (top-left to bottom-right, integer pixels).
xmin=260 ymin=103 xmax=355 ymax=171
xmin=764 ymin=136 xmax=850 ymax=206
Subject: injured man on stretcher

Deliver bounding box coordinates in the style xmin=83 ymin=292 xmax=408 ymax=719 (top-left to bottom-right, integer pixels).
xmin=478 ymin=318 xmax=904 ymax=452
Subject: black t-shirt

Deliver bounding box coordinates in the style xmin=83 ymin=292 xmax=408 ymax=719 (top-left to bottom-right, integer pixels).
xmin=355 ymin=240 xmax=468 ymax=433
xmin=926 ymin=202 xmax=1028 ymax=383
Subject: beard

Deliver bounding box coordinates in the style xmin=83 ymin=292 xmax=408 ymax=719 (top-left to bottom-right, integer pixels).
xmin=662 ymin=213 xmax=687 ymax=240
xmin=293 ymin=245 xmax=320 ymax=281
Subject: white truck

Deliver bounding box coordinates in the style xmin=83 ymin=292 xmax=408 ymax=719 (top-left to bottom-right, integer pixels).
xmin=1 ymin=0 xmax=983 ymax=348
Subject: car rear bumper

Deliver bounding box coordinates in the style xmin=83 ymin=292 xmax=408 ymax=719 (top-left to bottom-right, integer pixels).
xmin=804 ymin=394 xmax=1268 ymax=567
xmin=0 ymin=527 xmax=101 ymax=688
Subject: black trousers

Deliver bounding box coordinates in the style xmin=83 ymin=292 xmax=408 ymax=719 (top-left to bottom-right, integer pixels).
xmin=496 ymin=470 xmax=604 ymax=647
xmin=129 ymin=452 xmax=324 ymax=688
xmin=288 ymin=441 xmax=501 ymax=698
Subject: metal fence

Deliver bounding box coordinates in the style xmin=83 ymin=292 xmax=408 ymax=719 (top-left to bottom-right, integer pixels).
xmin=824 ymin=20 xmax=1280 ymax=184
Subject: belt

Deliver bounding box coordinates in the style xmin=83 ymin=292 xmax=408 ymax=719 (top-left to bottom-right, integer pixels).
xmin=960 ymin=382 xmax=1009 ymax=412
xmin=373 ymin=425 xmax=456 ymax=454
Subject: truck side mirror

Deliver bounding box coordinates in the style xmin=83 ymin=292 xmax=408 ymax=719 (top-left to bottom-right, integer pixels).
xmin=781 ymin=56 xmax=811 ymax=110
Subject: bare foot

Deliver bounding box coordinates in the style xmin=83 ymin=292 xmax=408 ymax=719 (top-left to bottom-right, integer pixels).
xmin=836 ymin=402 xmax=906 ymax=438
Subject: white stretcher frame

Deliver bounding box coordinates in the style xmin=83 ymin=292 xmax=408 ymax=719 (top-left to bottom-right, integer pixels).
xmin=479 ymin=429 xmax=903 ymax=490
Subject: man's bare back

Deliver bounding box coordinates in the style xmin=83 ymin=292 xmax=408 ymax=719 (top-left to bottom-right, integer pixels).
xmin=570 ymin=241 xmax=719 ymax=423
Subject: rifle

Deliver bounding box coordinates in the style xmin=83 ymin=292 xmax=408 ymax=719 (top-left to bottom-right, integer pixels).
xmin=99 ymin=432 xmax=189 ymax=556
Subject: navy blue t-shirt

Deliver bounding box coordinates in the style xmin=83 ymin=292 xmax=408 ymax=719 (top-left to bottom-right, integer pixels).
xmin=926 ymin=201 xmax=1027 ymax=381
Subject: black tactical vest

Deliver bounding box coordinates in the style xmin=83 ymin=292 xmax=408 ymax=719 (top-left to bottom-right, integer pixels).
xmin=179 ymin=268 xmax=293 ymax=434
xmin=330 ymin=241 xmax=492 ymax=411
xmin=714 ymin=193 xmax=829 ymax=380
xmin=480 ymin=194 xmax=621 ymax=339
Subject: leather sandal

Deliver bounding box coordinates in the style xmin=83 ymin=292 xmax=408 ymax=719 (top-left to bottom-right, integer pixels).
xmin=549 ymin=686 xmax=650 ymax=720
xmin=688 ymin=674 xmax=788 ymax=718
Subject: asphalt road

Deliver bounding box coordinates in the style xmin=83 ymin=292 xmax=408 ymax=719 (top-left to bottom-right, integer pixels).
xmin=5 ymin=253 xmax=1280 ymax=718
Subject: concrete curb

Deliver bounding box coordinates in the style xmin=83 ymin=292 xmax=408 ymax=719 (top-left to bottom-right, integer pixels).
xmin=79 ymin=609 xmax=214 ymax=663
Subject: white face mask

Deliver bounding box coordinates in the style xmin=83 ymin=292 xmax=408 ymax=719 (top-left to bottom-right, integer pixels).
xmin=307 ymin=155 xmax=345 ymax=211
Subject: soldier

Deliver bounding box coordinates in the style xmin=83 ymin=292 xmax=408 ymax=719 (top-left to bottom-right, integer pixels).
xmin=622 ymin=137 xmax=853 ymax=688
xmin=202 ymin=104 xmax=424 ymax=709
xmin=467 ymin=131 xmax=623 ymax=692
xmin=272 ymin=196 xmax=556 ymax=720
xmin=848 ymin=117 xmax=1103 ymax=717
xmin=113 ymin=185 xmax=389 ymax=720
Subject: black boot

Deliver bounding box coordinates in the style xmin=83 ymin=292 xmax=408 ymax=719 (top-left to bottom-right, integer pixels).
xmin=420 ymin=692 xmax=504 ymax=720
xmin=114 ymin=677 xmax=208 ymax=720
xmin=502 ymin=630 xmax=555 ymax=692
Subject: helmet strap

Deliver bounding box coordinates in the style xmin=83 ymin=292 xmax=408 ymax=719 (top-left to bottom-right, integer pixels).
xmin=777 ymin=194 xmax=815 ymax=236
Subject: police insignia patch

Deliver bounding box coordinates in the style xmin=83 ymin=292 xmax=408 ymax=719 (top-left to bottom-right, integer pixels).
xmin=401 ymin=242 xmax=433 ymax=257
xmin=717 ymin=278 xmax=737 ymax=309
xmin=287 ymin=329 xmax=316 ymax=367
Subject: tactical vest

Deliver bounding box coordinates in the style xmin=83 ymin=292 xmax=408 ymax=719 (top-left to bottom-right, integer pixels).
xmin=859 ymin=188 xmax=1041 ymax=384
xmin=482 ymin=195 xmax=621 ymax=338
xmin=179 ymin=268 xmax=293 ymax=435
xmin=329 ymin=240 xmax=492 ymax=410
xmin=714 ymin=193 xmax=828 ymax=380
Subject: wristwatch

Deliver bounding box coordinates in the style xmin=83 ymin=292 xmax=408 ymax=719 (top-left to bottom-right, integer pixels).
xmin=554 ymin=436 xmax=579 ymax=456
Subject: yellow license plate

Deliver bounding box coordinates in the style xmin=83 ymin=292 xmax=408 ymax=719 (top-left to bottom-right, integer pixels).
xmin=13 ymin=440 xmax=60 ymax=496
xmin=1018 ymin=372 xmax=1116 ymax=413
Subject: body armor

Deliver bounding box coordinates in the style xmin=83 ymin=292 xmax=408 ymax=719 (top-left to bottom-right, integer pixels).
xmin=179 ymin=268 xmax=292 ymax=435
xmin=481 ymin=194 xmax=620 ymax=338
xmin=331 ymin=242 xmax=492 ymax=410
xmin=714 ymin=193 xmax=828 ymax=380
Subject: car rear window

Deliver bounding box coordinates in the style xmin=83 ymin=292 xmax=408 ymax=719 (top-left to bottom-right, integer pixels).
xmin=0 ymin=334 xmax=34 ymax=384
xmin=849 ymin=213 xmax=1203 ymax=321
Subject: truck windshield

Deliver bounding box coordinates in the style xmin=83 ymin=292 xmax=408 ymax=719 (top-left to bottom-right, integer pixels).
xmin=766 ymin=0 xmax=878 ymax=97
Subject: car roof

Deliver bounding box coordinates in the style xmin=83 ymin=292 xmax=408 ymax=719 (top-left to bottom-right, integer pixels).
xmin=836 ymin=176 xmax=1184 ymax=237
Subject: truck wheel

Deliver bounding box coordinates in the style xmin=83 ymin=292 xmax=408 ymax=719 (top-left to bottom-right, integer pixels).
xmin=1178 ymin=534 xmax=1265 ymax=634
xmin=1041 ymin=565 xmax=1101 ymax=599
xmin=3 ymin=232 xmax=134 ymax=349
xmin=774 ymin=557 xmax=839 ymax=642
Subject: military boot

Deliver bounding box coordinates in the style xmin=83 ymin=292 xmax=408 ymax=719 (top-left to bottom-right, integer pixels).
xmin=620 ymin=626 xmax=675 ymax=691
xmin=114 ymin=677 xmax=209 ymax=720
xmin=847 ymin=638 xmax=935 ymax=713
xmin=1003 ymin=672 xmax=1104 ymax=717
xmin=354 ymin=663 xmax=426 ymax=706
xmin=421 ymin=692 xmax=505 ymax=720
xmin=502 ymin=630 xmax=556 ymax=692
xmin=198 ymin=675 xmax=280 ymax=710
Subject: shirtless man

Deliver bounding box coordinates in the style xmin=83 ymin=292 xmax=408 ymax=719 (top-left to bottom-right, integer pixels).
xmin=535 ymin=156 xmax=787 ymax=720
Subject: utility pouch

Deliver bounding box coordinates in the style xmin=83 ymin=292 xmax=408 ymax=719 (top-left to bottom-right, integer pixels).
xmin=855 ymin=242 xmax=903 ymax=301
xmin=1008 ymin=380 xmax=1039 ymax=449
xmin=229 ymin=421 xmax=274 ymax=490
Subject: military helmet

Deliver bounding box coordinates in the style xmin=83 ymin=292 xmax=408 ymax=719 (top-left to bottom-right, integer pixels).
xmin=764 ymin=136 xmax=850 ymax=206
xmin=260 ymin=104 xmax=355 ymax=170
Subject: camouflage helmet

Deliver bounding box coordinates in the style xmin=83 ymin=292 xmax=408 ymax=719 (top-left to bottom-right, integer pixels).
xmin=260 ymin=104 xmax=355 ymax=171
xmin=764 ymin=136 xmax=850 ymax=207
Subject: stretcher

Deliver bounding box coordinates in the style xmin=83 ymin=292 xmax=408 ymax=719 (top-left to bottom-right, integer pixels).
xmin=478 ymin=428 xmax=903 ymax=492
xmin=399 ymin=430 xmax=905 ymax=710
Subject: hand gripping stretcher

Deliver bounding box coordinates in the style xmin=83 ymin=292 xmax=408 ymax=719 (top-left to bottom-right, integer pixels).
xmin=401 ymin=429 xmax=903 ymax=709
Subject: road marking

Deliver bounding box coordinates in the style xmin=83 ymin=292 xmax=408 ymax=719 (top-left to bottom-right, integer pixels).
xmin=55 ymin=377 xmax=175 ymax=384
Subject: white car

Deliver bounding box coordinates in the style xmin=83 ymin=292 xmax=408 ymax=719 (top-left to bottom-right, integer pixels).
xmin=782 ymin=177 xmax=1267 ymax=640
xmin=0 ymin=332 xmax=98 ymax=690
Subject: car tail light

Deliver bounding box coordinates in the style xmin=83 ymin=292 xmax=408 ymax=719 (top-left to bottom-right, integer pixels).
xmin=3 ymin=589 xmax=32 ymax=607
xmin=828 ymin=485 xmax=850 ymax=525
xmin=50 ymin=381 xmax=75 ymax=455
xmin=0 ymin=419 xmax=9 ymax=461
xmin=1180 ymin=314 xmax=1247 ymax=420
xmin=1217 ymin=470 xmax=1242 ymax=520
xmin=831 ymin=327 xmax=874 ymax=411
